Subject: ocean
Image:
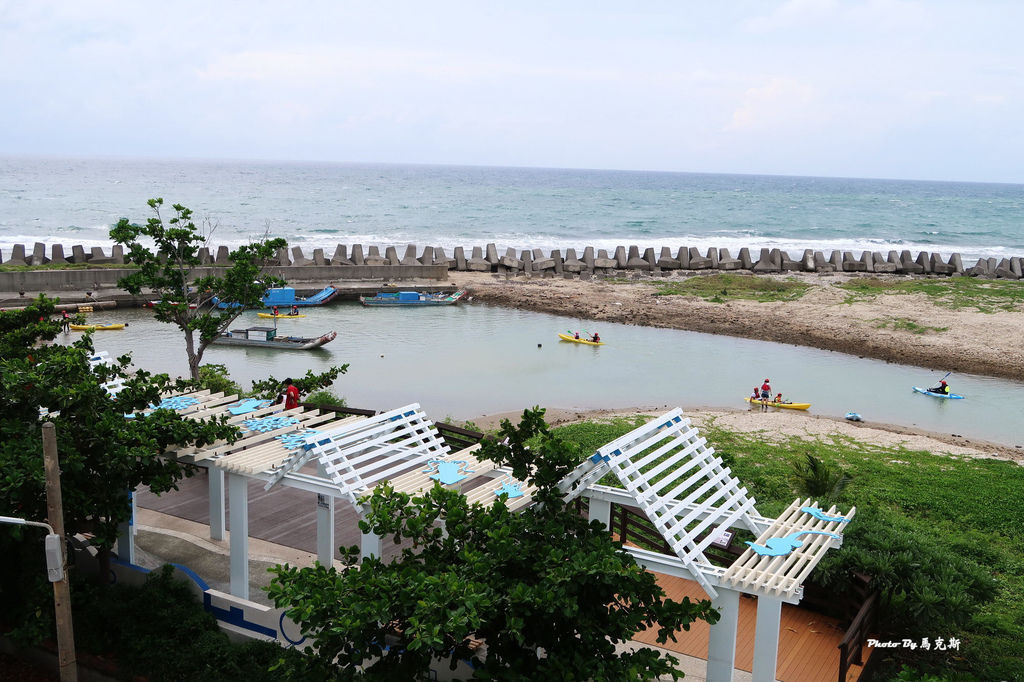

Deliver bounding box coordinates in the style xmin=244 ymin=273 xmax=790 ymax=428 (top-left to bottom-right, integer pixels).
xmin=2 ymin=156 xmax=1023 ymax=262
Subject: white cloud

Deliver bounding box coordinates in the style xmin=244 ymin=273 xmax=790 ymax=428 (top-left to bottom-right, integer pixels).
xmin=725 ymin=78 xmax=820 ymax=132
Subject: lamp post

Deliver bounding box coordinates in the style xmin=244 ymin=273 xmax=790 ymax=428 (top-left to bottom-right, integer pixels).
xmin=0 ymin=514 xmax=76 ymax=680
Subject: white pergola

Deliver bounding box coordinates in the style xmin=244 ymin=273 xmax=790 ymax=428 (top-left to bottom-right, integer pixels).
xmin=129 ymin=397 xmax=852 ymax=682
xmin=559 ymin=407 xmax=855 ymax=682
xmin=129 ymin=394 xmax=534 ymax=601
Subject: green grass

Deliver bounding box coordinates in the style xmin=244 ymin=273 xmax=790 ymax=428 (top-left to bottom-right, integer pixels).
xmin=648 ymin=273 xmax=811 ymax=303
xmin=871 ymin=317 xmax=950 ymax=335
xmin=837 ymin=277 xmax=1024 ymax=313
xmin=552 ymin=417 xmax=1024 ymax=680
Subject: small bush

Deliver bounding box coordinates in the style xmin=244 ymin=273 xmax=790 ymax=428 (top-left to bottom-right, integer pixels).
xmin=304 ymin=389 xmax=346 ymax=409
xmin=196 ymin=363 xmax=244 ymax=396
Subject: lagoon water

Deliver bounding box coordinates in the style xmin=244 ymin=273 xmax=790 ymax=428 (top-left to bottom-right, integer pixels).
xmin=67 ymin=303 xmax=1023 ymax=448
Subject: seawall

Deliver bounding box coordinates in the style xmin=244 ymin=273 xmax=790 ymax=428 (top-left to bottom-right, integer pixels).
xmin=2 ymin=241 xmax=1022 ymax=295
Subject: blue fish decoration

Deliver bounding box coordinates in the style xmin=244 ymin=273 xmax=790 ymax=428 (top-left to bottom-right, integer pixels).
xmin=423 ymin=460 xmax=473 ymax=485
xmin=494 ymin=481 xmax=525 ymax=499
xmin=800 ymin=506 xmax=849 ymax=523
xmin=745 ymin=530 xmax=841 ymax=557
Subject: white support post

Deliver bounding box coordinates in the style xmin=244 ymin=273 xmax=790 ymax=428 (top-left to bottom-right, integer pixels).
xmin=209 ymin=467 xmax=225 ymax=541
xmin=752 ymin=597 xmax=783 ymax=682
xmin=228 ymin=474 xmax=250 ymax=600
xmin=588 ymin=497 xmax=611 ymax=529
xmin=707 ymin=587 xmax=741 ymax=682
xmin=359 ymin=510 xmax=382 ymax=561
xmin=114 ymin=490 xmax=135 ymax=564
xmin=316 ymin=493 xmax=335 ymax=566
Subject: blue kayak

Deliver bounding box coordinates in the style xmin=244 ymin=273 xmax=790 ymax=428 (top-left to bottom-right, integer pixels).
xmin=912 ymin=386 xmax=965 ymax=400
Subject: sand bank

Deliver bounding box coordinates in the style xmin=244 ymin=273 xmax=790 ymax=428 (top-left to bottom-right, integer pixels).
xmin=451 ymin=271 xmax=1024 ymax=382
xmin=469 ymin=405 xmax=1023 ymax=464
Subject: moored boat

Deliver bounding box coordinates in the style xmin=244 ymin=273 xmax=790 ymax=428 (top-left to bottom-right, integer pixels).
xmin=211 ymin=326 xmax=336 ymax=350
xmin=70 ymin=323 xmax=125 ymax=331
xmin=213 ymin=286 xmax=338 ymax=310
xmin=557 ymin=333 xmax=604 ymax=346
xmin=256 ymin=312 xmax=307 ymax=319
xmin=360 ymin=290 xmax=466 ymax=307
xmin=744 ymin=397 xmax=811 ymax=411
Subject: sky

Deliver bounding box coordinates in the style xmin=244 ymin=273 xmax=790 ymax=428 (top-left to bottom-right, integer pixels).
xmin=1 ymin=1 xmax=1022 ymax=183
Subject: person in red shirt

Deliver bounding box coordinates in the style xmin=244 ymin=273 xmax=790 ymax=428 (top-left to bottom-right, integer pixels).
xmin=283 ymin=378 xmax=300 ymax=409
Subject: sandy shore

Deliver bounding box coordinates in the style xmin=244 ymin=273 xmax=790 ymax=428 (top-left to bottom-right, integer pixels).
xmin=469 ymin=405 xmax=1024 ymax=464
xmin=450 ymin=271 xmax=1024 ymax=382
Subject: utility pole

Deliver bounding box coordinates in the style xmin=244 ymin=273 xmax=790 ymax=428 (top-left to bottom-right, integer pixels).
xmin=42 ymin=422 xmax=77 ymax=682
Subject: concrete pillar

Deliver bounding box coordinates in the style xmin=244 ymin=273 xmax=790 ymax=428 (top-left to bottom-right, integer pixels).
xmin=588 ymin=498 xmax=611 ymax=529
xmin=752 ymin=597 xmax=783 ymax=682
xmin=316 ymin=493 xmax=335 ymax=566
xmin=50 ymin=244 xmax=68 ymax=264
xmin=454 ymin=246 xmax=467 ymax=271
xmin=215 ymin=246 xmax=231 ymax=264
xmin=360 ymin=512 xmax=382 ymax=560
xmin=209 ymin=467 xmax=225 ymax=541
xmin=351 ymin=244 xmax=365 ymax=265
xmin=114 ymin=491 xmax=136 ymax=564
xmin=707 ymin=587 xmax=741 ymax=682
xmin=228 ymin=473 xmax=250 ymax=600
xmin=614 ymin=246 xmax=628 ymax=268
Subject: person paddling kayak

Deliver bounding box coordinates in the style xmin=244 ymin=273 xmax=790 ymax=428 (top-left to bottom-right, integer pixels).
xmin=928 ymin=379 xmax=950 ymax=395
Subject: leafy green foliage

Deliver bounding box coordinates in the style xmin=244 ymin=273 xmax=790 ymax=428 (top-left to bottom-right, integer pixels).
xmin=73 ymin=565 xmax=308 ymax=681
xmin=267 ymin=408 xmax=719 ymax=680
xmin=789 ymin=453 xmax=852 ymax=504
xmin=0 ymin=295 xmax=241 ymax=643
xmin=650 ymin=273 xmax=810 ymax=302
xmin=303 ymin=389 xmax=347 ymax=409
xmin=192 ymin=363 xmax=245 ymax=396
xmin=250 ymin=366 xmax=349 ymax=402
xmin=110 ymin=198 xmax=287 ymax=378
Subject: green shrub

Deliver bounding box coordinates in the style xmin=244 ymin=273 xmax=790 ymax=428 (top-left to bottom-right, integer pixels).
xmin=195 ymin=363 xmax=245 ymax=396
xmin=303 ymin=389 xmax=346 ymax=409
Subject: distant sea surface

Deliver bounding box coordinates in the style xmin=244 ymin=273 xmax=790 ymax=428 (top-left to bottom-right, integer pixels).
xmin=2 ymin=156 xmax=1022 ymax=261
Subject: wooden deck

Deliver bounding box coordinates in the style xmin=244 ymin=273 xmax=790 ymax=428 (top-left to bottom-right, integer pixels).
xmin=135 ymin=469 xmax=412 ymax=562
xmin=137 ymin=474 xmax=867 ymax=681
xmin=638 ymin=572 xmax=867 ymax=682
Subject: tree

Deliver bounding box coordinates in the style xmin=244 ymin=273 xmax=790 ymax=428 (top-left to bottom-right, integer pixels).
xmin=110 ymin=198 xmax=287 ymax=380
xmin=0 ymin=295 xmax=240 ymax=640
xmin=267 ymin=408 xmax=719 ymax=681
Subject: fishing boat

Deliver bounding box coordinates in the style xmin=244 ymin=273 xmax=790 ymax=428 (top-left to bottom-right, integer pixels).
xmin=70 ymin=323 xmax=125 ymax=331
xmin=359 ymin=290 xmax=466 ymax=307
xmin=256 ymin=312 xmax=307 ymax=319
xmin=557 ymin=333 xmax=604 ymax=346
xmin=744 ymin=397 xmax=811 ymax=411
xmin=213 ymin=286 xmax=338 ymax=310
xmin=912 ymin=387 xmax=965 ymax=400
xmin=211 ymin=326 xmax=336 ymax=350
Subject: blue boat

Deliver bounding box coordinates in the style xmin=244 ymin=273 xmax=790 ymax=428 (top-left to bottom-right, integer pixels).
xmin=359 ymin=290 xmax=466 ymax=307
xmin=213 ymin=286 xmax=338 ymax=310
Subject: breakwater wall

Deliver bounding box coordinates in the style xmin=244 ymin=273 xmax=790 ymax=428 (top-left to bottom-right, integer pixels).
xmin=3 ymin=241 xmax=1023 ymax=280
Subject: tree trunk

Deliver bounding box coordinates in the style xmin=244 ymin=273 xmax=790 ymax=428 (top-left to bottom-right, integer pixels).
xmin=184 ymin=330 xmax=200 ymax=380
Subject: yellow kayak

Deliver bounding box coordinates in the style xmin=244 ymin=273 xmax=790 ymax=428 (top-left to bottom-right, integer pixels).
xmin=744 ymin=397 xmax=811 ymax=411
xmin=70 ymin=323 xmax=125 ymax=331
xmin=558 ymin=333 xmax=604 ymax=346
xmin=257 ymin=312 xmax=307 ymax=319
